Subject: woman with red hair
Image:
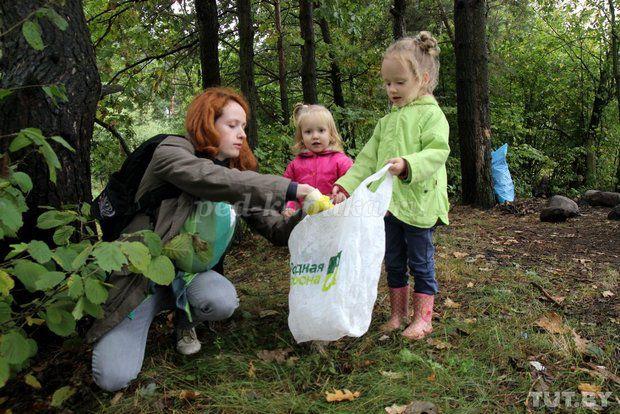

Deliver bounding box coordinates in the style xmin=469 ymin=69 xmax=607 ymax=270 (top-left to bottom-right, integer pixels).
xmin=88 ymin=88 xmax=315 ymax=392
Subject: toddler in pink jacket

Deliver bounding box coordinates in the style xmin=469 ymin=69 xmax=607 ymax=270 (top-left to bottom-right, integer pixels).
xmin=282 ymin=104 xmax=353 ymax=217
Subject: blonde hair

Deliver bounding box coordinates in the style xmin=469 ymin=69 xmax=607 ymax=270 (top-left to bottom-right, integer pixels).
xmin=290 ymin=103 xmax=345 ymax=154
xmin=383 ymin=31 xmax=440 ymax=95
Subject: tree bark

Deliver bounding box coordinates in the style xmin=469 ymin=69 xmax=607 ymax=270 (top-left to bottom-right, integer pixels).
xmin=584 ymin=55 xmax=611 ymax=187
xmin=391 ymin=0 xmax=407 ymax=40
xmin=274 ymin=0 xmax=289 ymax=124
xmin=318 ymin=16 xmax=345 ymax=108
xmin=608 ymin=0 xmax=620 ymax=190
xmin=454 ymin=0 xmax=495 ymax=208
xmin=195 ymin=0 xmax=221 ymax=88
xmin=237 ymin=0 xmax=259 ymax=148
xmin=0 ymin=0 xmax=101 ymax=240
xmin=299 ymin=0 xmax=317 ymax=104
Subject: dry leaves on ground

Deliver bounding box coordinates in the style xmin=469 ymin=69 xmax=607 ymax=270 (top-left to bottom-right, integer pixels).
xmin=452 ymin=251 xmax=468 ymax=258
xmin=256 ymin=348 xmax=292 ymax=364
xmin=325 ymin=389 xmax=361 ymax=402
xmin=385 ymin=404 xmax=408 ymax=414
xmin=380 ymin=371 xmax=404 ymax=379
xmin=426 ymin=338 xmax=452 ymax=349
xmin=444 ymin=298 xmax=461 ymax=308
xmin=177 ymin=390 xmax=201 ymax=400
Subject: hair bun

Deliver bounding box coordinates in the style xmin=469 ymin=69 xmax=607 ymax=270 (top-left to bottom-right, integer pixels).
xmin=416 ymin=31 xmax=439 ymax=56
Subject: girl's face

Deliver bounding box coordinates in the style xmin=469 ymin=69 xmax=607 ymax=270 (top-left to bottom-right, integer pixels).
xmin=300 ymin=115 xmax=331 ymax=153
xmin=214 ymin=101 xmax=247 ymax=160
xmin=381 ymin=56 xmax=424 ymax=107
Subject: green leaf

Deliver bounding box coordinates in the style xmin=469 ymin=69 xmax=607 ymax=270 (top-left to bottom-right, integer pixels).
xmin=84 ymin=278 xmax=108 ymax=305
xmin=49 ymin=135 xmax=74 ymax=152
xmin=4 ymin=242 xmax=28 ymax=260
xmin=145 ymin=255 xmax=175 ymax=285
xmin=37 ymin=210 xmax=77 ymax=229
xmin=136 ymin=230 xmax=162 ymax=256
xmin=10 ymin=172 xmax=32 ymax=193
xmin=53 ymin=225 xmax=73 ymax=246
xmin=71 ymin=297 xmax=84 ymax=320
xmin=50 ymin=385 xmax=75 ymax=408
xmin=21 ymin=128 xmax=45 ymax=145
xmin=38 ymin=143 xmax=60 ymax=183
xmin=162 ymin=233 xmax=192 ymax=261
xmin=67 ymin=274 xmax=83 ymax=299
xmin=0 ymin=302 xmax=11 ymax=323
xmin=0 ymin=89 xmax=12 ymax=102
xmin=0 ymin=271 xmax=15 ymax=296
xmin=52 ymin=246 xmax=78 ymax=271
xmin=45 ymin=308 xmax=75 ymax=337
xmin=36 ymin=7 xmax=68 ymax=31
xmin=80 ymin=203 xmax=91 ymax=217
xmin=0 ymin=198 xmax=22 ymax=233
xmin=22 ymin=20 xmax=44 ymax=51
xmin=70 ymin=244 xmax=92 ymax=270
xmin=92 ymin=242 xmax=127 ymax=272
xmin=81 ymin=297 xmax=103 ymax=319
xmin=120 ymin=242 xmax=151 ymax=274
xmin=24 ymin=373 xmax=41 ymax=389
xmin=11 ymin=260 xmax=47 ymax=292
xmin=8 ymin=132 xmax=31 ymax=152
xmin=34 ymin=271 xmax=64 ymax=291
xmin=0 ymin=331 xmax=30 ymax=364
xmin=27 ymin=240 xmax=53 ymax=264
xmin=0 ymin=357 xmax=9 ymax=387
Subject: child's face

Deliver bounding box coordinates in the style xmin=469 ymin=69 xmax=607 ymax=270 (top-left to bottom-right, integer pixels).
xmin=300 ymin=116 xmax=331 ymax=153
xmin=381 ymin=57 xmax=424 ymax=107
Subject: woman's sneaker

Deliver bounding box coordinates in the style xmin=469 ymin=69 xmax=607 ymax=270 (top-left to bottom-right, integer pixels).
xmin=176 ymin=326 xmax=202 ymax=355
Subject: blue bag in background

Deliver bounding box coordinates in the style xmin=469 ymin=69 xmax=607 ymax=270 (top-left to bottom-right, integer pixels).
xmin=491 ymin=143 xmax=515 ymax=203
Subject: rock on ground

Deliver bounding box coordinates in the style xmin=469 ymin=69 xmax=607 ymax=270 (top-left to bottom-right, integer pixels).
xmin=540 ymin=195 xmax=580 ymax=223
xmin=584 ymin=190 xmax=620 ymax=207
xmin=608 ymin=204 xmax=620 ymax=220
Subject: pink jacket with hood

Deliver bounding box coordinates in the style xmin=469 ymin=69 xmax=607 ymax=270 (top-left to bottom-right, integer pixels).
xmin=283 ymin=149 xmax=353 ymax=210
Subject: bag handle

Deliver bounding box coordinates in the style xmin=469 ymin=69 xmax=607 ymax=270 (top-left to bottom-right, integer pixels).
xmin=358 ymin=163 xmax=393 ymax=190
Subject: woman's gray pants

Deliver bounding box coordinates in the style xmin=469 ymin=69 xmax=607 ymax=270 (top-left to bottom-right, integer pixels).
xmin=92 ymin=270 xmax=238 ymax=392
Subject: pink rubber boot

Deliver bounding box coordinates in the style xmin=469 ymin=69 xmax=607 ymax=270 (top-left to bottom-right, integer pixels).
xmin=402 ymin=292 xmax=434 ymax=340
xmin=381 ymin=286 xmax=409 ymax=332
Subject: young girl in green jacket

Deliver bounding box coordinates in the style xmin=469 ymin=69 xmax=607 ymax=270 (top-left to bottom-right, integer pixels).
xmin=332 ymin=32 xmax=450 ymax=340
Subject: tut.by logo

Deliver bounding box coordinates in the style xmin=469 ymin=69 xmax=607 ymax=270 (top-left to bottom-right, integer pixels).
xmin=529 ymin=391 xmax=613 ymax=409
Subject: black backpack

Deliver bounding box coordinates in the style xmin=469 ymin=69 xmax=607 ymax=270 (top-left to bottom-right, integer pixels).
xmin=91 ymin=134 xmax=184 ymax=241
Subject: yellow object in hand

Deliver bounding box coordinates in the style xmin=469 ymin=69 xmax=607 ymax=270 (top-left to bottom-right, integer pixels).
xmin=303 ymin=190 xmax=334 ymax=215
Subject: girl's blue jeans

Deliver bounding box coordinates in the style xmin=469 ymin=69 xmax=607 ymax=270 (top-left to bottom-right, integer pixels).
xmin=384 ymin=214 xmax=438 ymax=294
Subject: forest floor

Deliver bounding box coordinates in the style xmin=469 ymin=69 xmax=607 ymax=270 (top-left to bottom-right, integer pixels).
xmin=3 ymin=199 xmax=619 ymax=413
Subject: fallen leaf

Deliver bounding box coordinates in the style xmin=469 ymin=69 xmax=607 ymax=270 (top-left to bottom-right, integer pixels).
xmin=286 ymin=356 xmax=299 ymax=367
xmin=581 ymin=364 xmax=620 ymax=385
xmin=24 ymin=373 xmax=41 ymax=389
xmin=571 ymin=329 xmax=591 ymax=354
xmin=259 ymin=309 xmax=279 ymax=318
xmin=385 ymin=404 xmax=408 ymax=414
xmin=178 ymin=390 xmax=201 ymax=400
xmin=464 ymin=318 xmax=477 ymax=324
xmin=466 ymin=282 xmax=474 ymax=288
xmin=426 ymin=338 xmax=452 ymax=349
xmin=247 ymin=361 xmax=256 ymax=378
xmin=578 ymin=383 xmax=602 ymax=393
xmin=256 ymin=348 xmax=292 ymax=364
xmin=25 ymin=316 xmax=45 ymax=326
xmin=529 ymin=361 xmax=545 ymax=371
xmin=478 ymin=267 xmax=492 ymax=272
xmin=378 ymin=334 xmax=390 ymax=341
xmin=535 ymin=312 xmax=570 ymax=334
xmin=427 ymin=372 xmax=436 ymax=382
xmin=380 ymin=370 xmax=404 ymax=379
xmin=325 ymin=389 xmax=360 ymax=402
xmin=110 ymin=392 xmax=123 ymax=406
xmin=444 ymin=298 xmax=461 ymax=308
xmin=50 ymin=386 xmax=75 ymax=408
xmin=452 ymin=251 xmax=468 ymax=258
xmin=601 ymin=290 xmax=614 ymax=298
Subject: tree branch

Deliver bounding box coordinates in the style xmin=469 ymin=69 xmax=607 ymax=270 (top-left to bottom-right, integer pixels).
xmin=94 ymin=118 xmax=131 ymax=156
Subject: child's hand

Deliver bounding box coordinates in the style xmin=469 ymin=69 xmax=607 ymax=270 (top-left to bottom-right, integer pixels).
xmin=386 ymin=157 xmax=407 ymax=176
xmin=330 ymin=186 xmax=348 ymax=204
xmin=282 ymin=208 xmax=296 ymax=218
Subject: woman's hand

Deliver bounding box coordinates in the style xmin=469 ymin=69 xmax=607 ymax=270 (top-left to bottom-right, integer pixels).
xmin=330 ymin=186 xmax=348 ymax=204
xmin=282 ymin=208 xmax=296 ymax=218
xmin=296 ymin=183 xmax=317 ymax=199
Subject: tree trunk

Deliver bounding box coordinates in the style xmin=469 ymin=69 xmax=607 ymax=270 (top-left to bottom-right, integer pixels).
xmin=299 ymin=0 xmax=317 ymax=104
xmin=195 ymin=0 xmax=221 ymax=88
xmin=391 ymin=0 xmax=407 ymax=40
xmin=237 ymin=0 xmax=259 ymax=149
xmin=454 ymin=0 xmax=495 ymax=208
xmin=0 ymin=0 xmax=101 ymax=241
xmin=584 ymin=55 xmax=611 ymax=187
xmin=274 ymin=0 xmax=289 ymax=124
xmin=318 ymin=17 xmax=345 ymax=108
xmin=608 ymin=0 xmax=620 ymax=190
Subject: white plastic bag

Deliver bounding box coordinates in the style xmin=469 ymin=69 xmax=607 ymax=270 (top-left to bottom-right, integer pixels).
xmin=287 ymin=165 xmax=393 ymax=343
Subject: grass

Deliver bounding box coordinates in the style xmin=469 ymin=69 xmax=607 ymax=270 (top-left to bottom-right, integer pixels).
xmin=19 ymin=202 xmax=620 ymax=413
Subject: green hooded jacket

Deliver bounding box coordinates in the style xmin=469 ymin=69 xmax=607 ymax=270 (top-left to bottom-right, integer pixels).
xmin=336 ymin=95 xmax=450 ymax=228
